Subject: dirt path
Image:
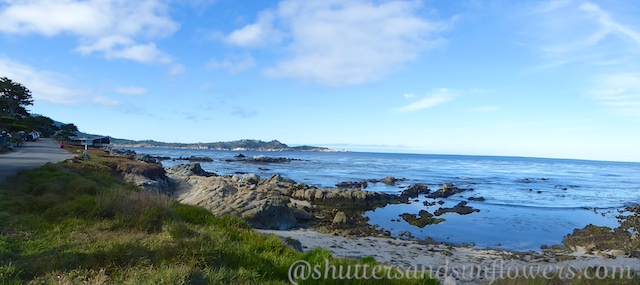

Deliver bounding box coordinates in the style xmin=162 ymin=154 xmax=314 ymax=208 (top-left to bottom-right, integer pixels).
xmin=0 ymin=138 xmax=76 ymax=181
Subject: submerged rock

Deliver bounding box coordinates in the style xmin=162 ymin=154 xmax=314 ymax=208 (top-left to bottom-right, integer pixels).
xmin=427 ymin=183 xmax=469 ymax=199
xmin=336 ymin=180 xmax=368 ymax=189
xmin=563 ymin=205 xmax=640 ymax=256
xmin=434 ymin=201 xmax=480 ymax=216
xmin=400 ymin=210 xmax=445 ymax=228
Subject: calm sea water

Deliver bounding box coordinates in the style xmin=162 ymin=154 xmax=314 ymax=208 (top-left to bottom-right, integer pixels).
xmin=128 ymin=147 xmax=640 ymax=252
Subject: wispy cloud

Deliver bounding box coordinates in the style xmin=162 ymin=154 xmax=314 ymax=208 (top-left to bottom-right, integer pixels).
xmin=207 ymin=53 xmax=256 ymax=73
xmin=0 ymin=57 xmax=80 ymax=105
xmin=115 ymin=87 xmax=147 ymax=96
xmin=394 ymin=88 xmax=455 ymax=112
xmin=223 ymin=0 xmax=452 ymax=86
xmin=589 ymin=73 xmax=640 ymax=117
xmin=0 ymin=0 xmax=179 ymax=65
xmin=523 ymin=1 xmax=640 ymax=68
xmin=168 ymin=64 xmax=186 ymax=76
xmin=231 ymin=107 xmax=258 ymax=118
xmin=93 ymin=96 xmax=120 ymax=106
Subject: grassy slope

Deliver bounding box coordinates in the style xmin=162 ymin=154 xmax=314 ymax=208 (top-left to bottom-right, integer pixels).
xmin=0 ymin=150 xmax=437 ymax=284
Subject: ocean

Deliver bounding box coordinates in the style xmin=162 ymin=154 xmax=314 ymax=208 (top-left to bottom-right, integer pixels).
xmin=127 ymin=147 xmax=640 ymax=252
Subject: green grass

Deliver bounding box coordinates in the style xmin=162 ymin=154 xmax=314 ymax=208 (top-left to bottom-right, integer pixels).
xmin=0 ymin=160 xmax=438 ymax=284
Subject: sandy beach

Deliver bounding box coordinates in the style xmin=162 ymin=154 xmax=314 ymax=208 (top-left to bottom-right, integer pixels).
xmin=258 ymin=228 xmax=640 ymax=284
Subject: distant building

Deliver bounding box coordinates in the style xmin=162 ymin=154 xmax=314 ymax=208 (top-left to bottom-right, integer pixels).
xmin=68 ymin=135 xmax=111 ymax=147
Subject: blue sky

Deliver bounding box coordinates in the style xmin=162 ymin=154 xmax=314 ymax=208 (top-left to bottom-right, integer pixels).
xmin=1 ymin=0 xmax=639 ymax=162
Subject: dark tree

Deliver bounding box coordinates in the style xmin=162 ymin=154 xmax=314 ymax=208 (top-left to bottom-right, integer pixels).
xmin=0 ymin=77 xmax=34 ymax=118
xmin=60 ymin=123 xmax=78 ymax=133
xmin=21 ymin=115 xmax=59 ymax=137
xmin=58 ymin=123 xmax=79 ymax=139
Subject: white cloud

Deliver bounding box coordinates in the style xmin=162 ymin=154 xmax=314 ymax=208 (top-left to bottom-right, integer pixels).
xmin=395 ymin=88 xmax=454 ymax=112
xmin=225 ymin=11 xmax=282 ymax=47
xmin=224 ymin=0 xmax=450 ymax=86
xmin=115 ymin=87 xmax=147 ymax=96
xmin=0 ymin=0 xmax=179 ymax=64
xmin=0 ymin=57 xmax=80 ymax=105
xmin=207 ymin=53 xmax=256 ymax=73
xmin=403 ymin=93 xmax=417 ymax=98
xmin=590 ymin=73 xmax=640 ymax=116
xmin=93 ymin=96 xmax=120 ymax=106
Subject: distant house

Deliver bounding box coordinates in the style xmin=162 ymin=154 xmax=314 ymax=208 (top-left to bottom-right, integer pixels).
xmin=68 ymin=135 xmax=111 ymax=147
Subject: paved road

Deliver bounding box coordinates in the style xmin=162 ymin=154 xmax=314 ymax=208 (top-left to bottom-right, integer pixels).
xmin=0 ymin=138 xmax=76 ymax=182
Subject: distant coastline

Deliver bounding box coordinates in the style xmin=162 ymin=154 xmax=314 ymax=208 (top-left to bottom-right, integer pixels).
xmin=111 ymin=138 xmax=336 ymax=152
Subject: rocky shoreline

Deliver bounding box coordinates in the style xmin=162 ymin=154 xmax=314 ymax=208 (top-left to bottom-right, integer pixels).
xmin=106 ymin=148 xmax=640 ymax=283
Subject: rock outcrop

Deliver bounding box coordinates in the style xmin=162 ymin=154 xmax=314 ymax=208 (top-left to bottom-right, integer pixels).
xmin=108 ymin=149 xmax=173 ymax=195
xmin=401 ymin=210 xmax=445 ymax=228
xmin=167 ymin=165 xmax=307 ymax=230
xmin=175 ymin=155 xmax=214 ymax=162
xmin=287 ymin=187 xmax=399 ymax=208
xmin=427 ymin=183 xmax=469 ymax=199
xmin=400 ymin=183 xmax=430 ymax=200
xmin=336 ymin=180 xmax=369 ymax=189
xmin=367 ymin=176 xmax=406 ymax=185
xmin=434 ymin=201 xmax=480 ymax=216
xmin=165 ymin=162 xmax=416 ymax=230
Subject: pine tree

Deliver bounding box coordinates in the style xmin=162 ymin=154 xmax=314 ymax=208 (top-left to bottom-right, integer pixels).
xmin=0 ymin=77 xmax=34 ymax=118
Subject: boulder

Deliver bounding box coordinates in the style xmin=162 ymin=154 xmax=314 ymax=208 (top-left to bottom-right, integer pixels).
xmin=333 ymin=211 xmax=348 ymax=225
xmin=291 ymin=207 xmax=315 ymax=221
xmin=169 ymin=163 xmax=217 ymax=177
xmin=382 ymin=176 xmax=396 ymax=185
xmin=279 ymin=236 xmax=303 ymax=252
xmin=400 ymin=184 xmax=430 ymax=200
xmin=242 ymin=173 xmax=261 ymax=185
xmin=242 ymin=201 xmax=297 ymax=230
